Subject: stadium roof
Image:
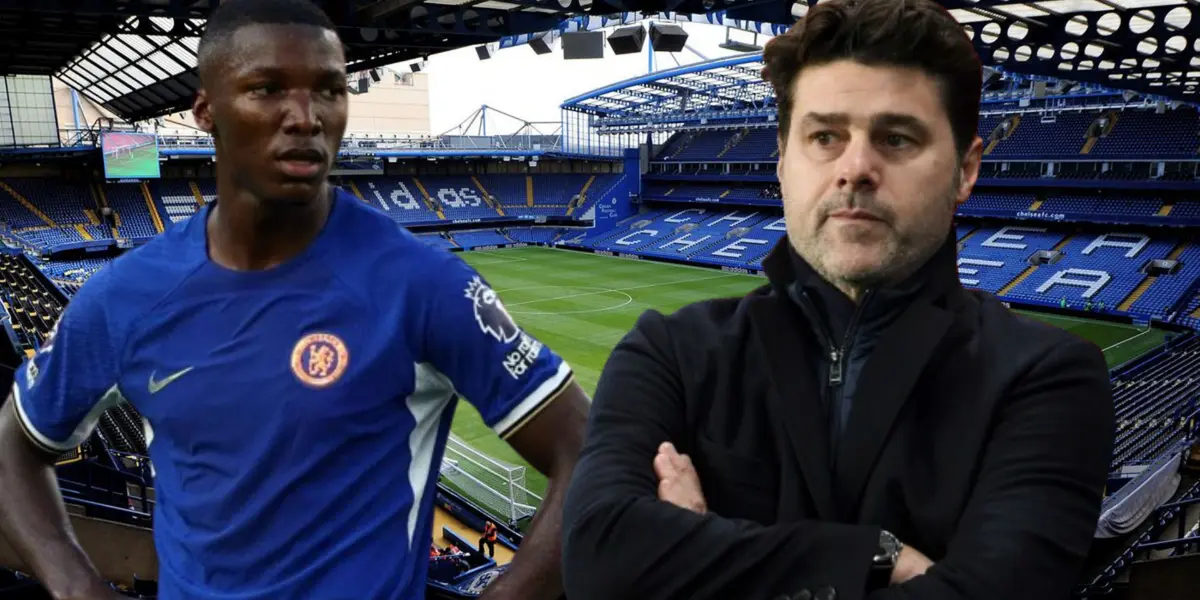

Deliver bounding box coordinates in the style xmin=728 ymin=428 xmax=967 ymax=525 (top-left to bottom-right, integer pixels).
xmin=564 ymin=0 xmax=1200 ymax=117
xmin=2 ymin=1 xmax=1194 ymax=123
xmin=0 ymin=0 xmax=774 ymax=124
xmin=564 ymin=54 xmax=772 ymax=118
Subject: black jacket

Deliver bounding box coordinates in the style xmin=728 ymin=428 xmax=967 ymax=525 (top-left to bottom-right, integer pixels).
xmin=560 ymin=234 xmax=1115 ymax=600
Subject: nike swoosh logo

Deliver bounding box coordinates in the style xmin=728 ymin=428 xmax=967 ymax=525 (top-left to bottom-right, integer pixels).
xmin=148 ymin=367 xmax=195 ymax=394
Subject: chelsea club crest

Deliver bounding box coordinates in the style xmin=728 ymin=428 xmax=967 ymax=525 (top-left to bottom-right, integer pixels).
xmin=290 ymin=332 xmax=349 ymax=388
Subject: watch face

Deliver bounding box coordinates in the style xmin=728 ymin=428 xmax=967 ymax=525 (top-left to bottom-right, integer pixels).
xmin=880 ymin=532 xmax=901 ymax=556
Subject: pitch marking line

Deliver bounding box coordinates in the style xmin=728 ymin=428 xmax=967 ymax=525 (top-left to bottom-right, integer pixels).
xmin=1033 ymin=311 xmax=1142 ymax=329
xmin=1102 ymin=328 xmax=1155 ymax=353
xmin=501 ymin=286 xmax=634 ymax=315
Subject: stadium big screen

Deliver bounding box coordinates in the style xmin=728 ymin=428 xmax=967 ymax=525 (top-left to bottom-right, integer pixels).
xmin=101 ymin=131 xmax=161 ymax=179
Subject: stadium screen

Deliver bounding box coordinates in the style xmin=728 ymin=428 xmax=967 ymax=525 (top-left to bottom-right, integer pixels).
xmin=101 ymin=131 xmax=161 ymax=179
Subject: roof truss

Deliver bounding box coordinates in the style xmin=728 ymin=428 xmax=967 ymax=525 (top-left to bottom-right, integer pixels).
xmin=566 ymin=0 xmax=1200 ymax=119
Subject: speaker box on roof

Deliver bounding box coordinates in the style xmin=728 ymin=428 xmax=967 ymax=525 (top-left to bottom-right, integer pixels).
xmin=562 ymin=31 xmax=605 ymax=59
xmin=530 ymin=33 xmax=554 ymax=55
xmin=608 ymin=25 xmax=645 ymax=55
xmin=982 ymin=70 xmax=1003 ymax=91
xmin=649 ymin=22 xmax=687 ymax=52
xmin=370 ymin=69 xmax=381 ymax=83
xmin=475 ymin=45 xmax=494 ymax=60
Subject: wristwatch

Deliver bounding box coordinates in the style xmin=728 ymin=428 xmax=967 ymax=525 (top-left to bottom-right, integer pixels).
xmin=869 ymin=529 xmax=903 ymax=589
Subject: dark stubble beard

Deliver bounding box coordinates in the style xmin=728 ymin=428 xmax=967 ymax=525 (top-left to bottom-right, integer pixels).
xmin=796 ymin=170 xmax=961 ymax=294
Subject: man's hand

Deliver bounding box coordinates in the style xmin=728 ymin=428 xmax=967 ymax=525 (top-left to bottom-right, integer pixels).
xmin=891 ymin=545 xmax=934 ymax=585
xmin=652 ymin=442 xmax=932 ymax=588
xmin=654 ymin=442 xmax=707 ymax=514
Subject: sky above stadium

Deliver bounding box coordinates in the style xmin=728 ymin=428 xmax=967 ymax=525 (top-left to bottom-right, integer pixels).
xmin=419 ymin=23 xmax=772 ymax=134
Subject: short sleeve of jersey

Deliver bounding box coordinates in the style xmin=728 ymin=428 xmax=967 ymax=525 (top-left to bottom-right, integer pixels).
xmin=11 ymin=268 xmax=125 ymax=454
xmin=413 ymin=250 xmax=573 ymax=439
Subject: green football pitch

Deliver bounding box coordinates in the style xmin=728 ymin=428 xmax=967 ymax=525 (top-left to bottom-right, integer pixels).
xmin=448 ymin=246 xmax=1168 ymax=498
xmin=103 ymin=144 xmax=160 ymax=179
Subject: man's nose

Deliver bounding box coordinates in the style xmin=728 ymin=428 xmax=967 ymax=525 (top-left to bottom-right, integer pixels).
xmin=835 ymin=136 xmax=881 ymax=193
xmin=282 ymin=92 xmax=322 ymax=135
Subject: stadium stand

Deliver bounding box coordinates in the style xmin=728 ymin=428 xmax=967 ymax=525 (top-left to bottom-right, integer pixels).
xmin=1108 ymin=334 xmax=1200 ymax=471
xmin=450 ymin=229 xmax=512 ymax=249
xmin=0 ymin=173 xmax=630 ymax=257
xmin=154 ymin=179 xmax=209 ymax=225
xmin=35 ymin=257 xmax=112 ymax=283
xmin=653 ymin=107 xmax=1200 ymax=163
xmin=0 ymin=254 xmax=63 ymax=354
xmin=574 ymin=208 xmax=1199 ymax=325
xmin=505 ymin=227 xmax=566 ymax=244
xmin=416 ymin=232 xmax=457 ymax=250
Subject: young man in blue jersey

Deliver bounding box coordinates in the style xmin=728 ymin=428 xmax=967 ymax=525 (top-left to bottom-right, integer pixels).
xmin=0 ymin=1 xmax=589 ymax=599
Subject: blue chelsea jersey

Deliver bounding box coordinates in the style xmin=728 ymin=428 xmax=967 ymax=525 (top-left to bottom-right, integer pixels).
xmin=10 ymin=189 xmax=574 ymax=599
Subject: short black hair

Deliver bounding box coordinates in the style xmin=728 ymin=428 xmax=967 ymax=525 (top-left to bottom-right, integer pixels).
xmin=197 ymin=0 xmax=338 ymax=79
xmin=763 ymin=0 xmax=981 ymax=157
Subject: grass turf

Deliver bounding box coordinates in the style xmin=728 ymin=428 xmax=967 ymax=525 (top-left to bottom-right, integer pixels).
xmin=448 ymin=246 xmax=1166 ymax=500
xmin=104 ymin=145 xmax=161 ymax=178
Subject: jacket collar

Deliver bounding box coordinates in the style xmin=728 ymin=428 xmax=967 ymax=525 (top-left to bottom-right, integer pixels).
xmin=762 ymin=228 xmax=962 ymax=313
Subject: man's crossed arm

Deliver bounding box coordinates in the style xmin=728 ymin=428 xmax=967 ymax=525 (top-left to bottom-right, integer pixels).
xmin=560 ymin=310 xmax=1113 ymax=600
xmin=653 ymin=441 xmax=933 ymax=585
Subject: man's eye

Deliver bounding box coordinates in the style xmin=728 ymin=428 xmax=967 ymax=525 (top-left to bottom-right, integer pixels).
xmin=249 ymin=83 xmax=281 ymax=97
xmin=884 ymin=134 xmax=912 ymax=147
xmin=811 ymin=132 xmax=838 ymax=145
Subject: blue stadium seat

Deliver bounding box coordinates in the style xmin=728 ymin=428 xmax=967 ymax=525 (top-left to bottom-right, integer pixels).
xmin=451 ymin=229 xmax=512 ymax=249
xmin=1109 ymin=336 xmax=1200 ymax=469
xmin=1004 ymin=234 xmax=1176 ymax=309
xmin=353 ymin=177 xmax=441 ymax=224
xmin=956 ymin=226 xmax=1067 ymax=294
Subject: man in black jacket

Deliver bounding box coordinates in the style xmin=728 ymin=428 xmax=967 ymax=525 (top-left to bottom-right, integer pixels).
xmin=560 ymin=1 xmax=1115 ymax=599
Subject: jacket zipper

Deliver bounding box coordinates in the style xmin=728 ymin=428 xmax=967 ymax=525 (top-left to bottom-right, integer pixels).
xmin=827 ymin=290 xmax=873 ymax=388
xmin=791 ymin=286 xmax=873 ymax=462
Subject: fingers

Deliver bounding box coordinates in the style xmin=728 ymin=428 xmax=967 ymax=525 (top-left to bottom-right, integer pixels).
xmin=653 ymin=448 xmax=674 ymax=480
xmin=658 ymin=471 xmax=700 ymax=513
xmin=655 ymin=441 xmax=708 ymax=514
xmin=657 ymin=442 xmax=694 ymax=474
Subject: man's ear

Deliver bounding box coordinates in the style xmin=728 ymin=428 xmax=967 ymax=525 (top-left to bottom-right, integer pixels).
xmin=193 ymin=89 xmax=216 ymax=137
xmin=955 ymin=136 xmax=984 ymax=205
xmin=775 ymin=134 xmax=787 ymax=190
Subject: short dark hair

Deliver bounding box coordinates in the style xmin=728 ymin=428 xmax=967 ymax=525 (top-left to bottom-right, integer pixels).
xmin=198 ymin=0 xmax=338 ymax=79
xmin=762 ymin=0 xmax=981 ymax=156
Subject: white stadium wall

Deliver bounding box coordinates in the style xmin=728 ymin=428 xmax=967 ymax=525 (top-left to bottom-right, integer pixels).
xmin=344 ymin=70 xmax=431 ymax=136
xmin=122 ymin=68 xmax=432 ymax=137
xmin=53 ymin=78 xmax=121 ymax=136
